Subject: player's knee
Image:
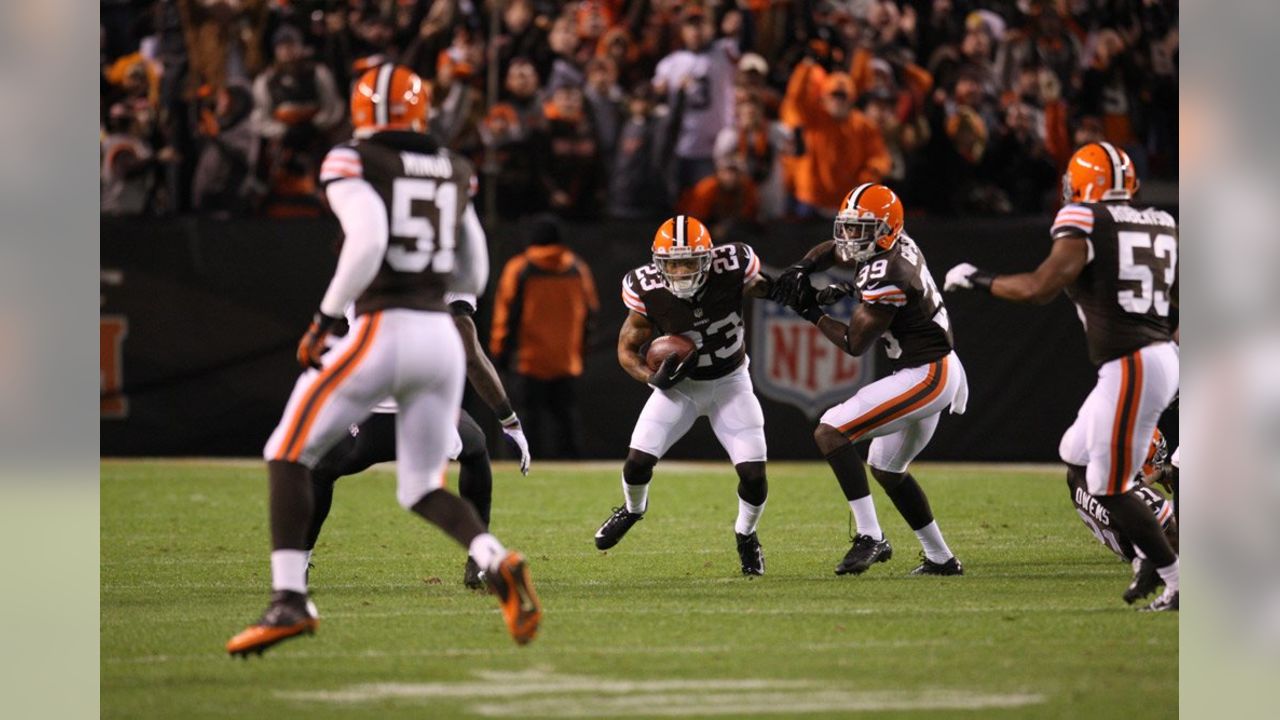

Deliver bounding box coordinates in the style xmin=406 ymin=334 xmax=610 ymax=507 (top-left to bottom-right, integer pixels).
xmin=624 ymin=449 xmax=657 ymax=484
xmin=735 ymin=460 xmax=766 ymax=487
xmin=814 ymin=424 xmax=847 ymax=456
xmin=869 ymin=466 xmax=905 ymax=491
xmin=396 ymin=481 xmax=442 ymax=511
xmin=1058 ymin=428 xmax=1087 ymax=466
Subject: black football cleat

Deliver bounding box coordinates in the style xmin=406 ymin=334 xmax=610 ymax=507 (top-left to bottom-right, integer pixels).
xmin=594 ymin=506 xmax=644 ymax=550
xmin=1141 ymin=589 xmax=1178 ymax=612
xmin=1123 ymin=557 xmax=1162 ymax=604
xmin=835 ymin=534 xmax=893 ymax=575
xmin=909 ymin=552 xmax=964 ymax=576
xmin=226 ymin=590 xmax=318 ymax=658
xmin=463 ymin=556 xmax=486 ymax=590
xmin=736 ymin=532 xmax=765 ymax=576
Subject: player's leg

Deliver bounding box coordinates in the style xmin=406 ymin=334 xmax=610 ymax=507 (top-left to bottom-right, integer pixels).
xmin=867 ymin=412 xmax=962 ymax=576
xmin=1075 ymin=344 xmax=1181 ymax=610
xmin=595 ymin=387 xmax=699 ymax=549
xmin=305 ymin=412 xmax=398 ymax=555
xmin=455 ymin=410 xmax=493 ymax=588
xmin=229 ymin=313 xmax=391 ymax=656
xmin=815 ymin=359 xmax=946 ymax=574
xmin=393 ymin=312 xmax=540 ymax=643
xmin=707 ymin=369 xmax=769 ymax=575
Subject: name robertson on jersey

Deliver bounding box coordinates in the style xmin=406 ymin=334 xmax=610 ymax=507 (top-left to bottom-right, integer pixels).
xmin=400 ymin=152 xmax=454 ymax=178
xmin=1104 ymin=205 xmax=1175 ymax=228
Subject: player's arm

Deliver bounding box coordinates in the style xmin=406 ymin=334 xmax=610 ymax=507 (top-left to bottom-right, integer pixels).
xmin=618 ymin=311 xmax=655 ymax=384
xmin=816 ymin=303 xmax=896 ymax=356
xmin=449 ymin=202 xmax=490 ymax=296
xmin=744 ymin=274 xmax=773 ymax=298
xmin=453 ymin=307 xmax=531 ymax=474
xmin=298 ymin=178 xmax=389 ymax=368
xmin=773 ymin=241 xmax=837 ymax=305
xmin=454 ymin=312 xmax=516 ymax=419
xmin=944 ymin=236 xmax=1089 ymax=305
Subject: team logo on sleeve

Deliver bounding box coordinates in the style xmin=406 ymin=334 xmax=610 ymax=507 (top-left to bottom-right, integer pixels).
xmin=750 ymin=271 xmax=876 ymax=418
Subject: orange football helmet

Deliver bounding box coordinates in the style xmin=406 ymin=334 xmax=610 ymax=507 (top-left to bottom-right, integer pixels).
xmin=652 ymin=215 xmax=714 ymax=298
xmin=350 ymin=64 xmax=429 ymax=136
xmin=834 ymin=183 xmax=904 ymax=263
xmin=1062 ymin=141 xmax=1139 ymax=204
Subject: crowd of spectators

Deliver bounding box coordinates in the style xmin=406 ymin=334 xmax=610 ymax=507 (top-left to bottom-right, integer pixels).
xmin=101 ymin=0 xmax=1178 ymax=224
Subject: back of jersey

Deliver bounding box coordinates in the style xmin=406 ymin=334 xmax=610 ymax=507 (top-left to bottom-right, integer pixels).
xmin=1052 ymin=203 xmax=1178 ymax=365
xmin=320 ymin=130 xmax=477 ymax=316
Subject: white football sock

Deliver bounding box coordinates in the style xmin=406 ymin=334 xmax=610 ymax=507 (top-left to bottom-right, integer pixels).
xmin=915 ymin=521 xmax=953 ymax=563
xmin=271 ymin=549 xmax=309 ymax=593
xmin=469 ymin=533 xmax=506 ymax=573
xmin=734 ymin=498 xmax=766 ymax=536
xmin=1156 ymin=558 xmax=1179 ymax=593
xmin=623 ymin=475 xmax=649 ymax=514
xmin=849 ymin=496 xmax=883 ymax=540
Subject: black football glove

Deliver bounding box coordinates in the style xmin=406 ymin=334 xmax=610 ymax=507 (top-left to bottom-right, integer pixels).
xmin=773 ymin=258 xmax=816 ymax=307
xmin=816 ymin=281 xmax=858 ymax=305
xmin=788 ymin=281 xmax=825 ymax=324
xmin=647 ymin=352 xmax=689 ymax=390
xmin=297 ymin=311 xmax=343 ymax=370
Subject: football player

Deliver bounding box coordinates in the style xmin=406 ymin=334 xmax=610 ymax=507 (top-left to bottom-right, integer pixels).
xmin=227 ymin=65 xmax=541 ymax=657
xmin=1072 ymin=429 xmax=1178 ymax=604
xmin=772 ymin=183 xmax=968 ymax=577
xmin=944 ymin=141 xmax=1180 ymax=611
xmin=302 ymin=289 xmax=532 ymax=590
xmin=594 ymin=216 xmax=775 ymax=575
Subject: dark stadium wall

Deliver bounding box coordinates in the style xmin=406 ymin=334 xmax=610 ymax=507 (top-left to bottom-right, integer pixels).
xmin=100 ymin=216 xmax=1177 ymax=460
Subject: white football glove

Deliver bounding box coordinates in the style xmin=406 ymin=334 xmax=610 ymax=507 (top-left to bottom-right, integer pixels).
xmin=944 ymin=262 xmax=980 ymax=291
xmin=501 ymin=418 xmax=531 ymax=476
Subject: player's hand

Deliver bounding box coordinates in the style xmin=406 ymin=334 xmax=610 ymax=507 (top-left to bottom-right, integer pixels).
xmin=787 ymin=281 xmax=825 ymax=324
xmin=297 ymin=311 xmax=343 ymax=370
xmin=647 ymin=353 xmax=689 ymax=391
xmin=943 ymin=262 xmax=995 ymax=292
xmin=773 ymin=259 xmax=816 ymax=307
xmin=816 ymin=281 xmax=857 ymax=305
xmin=501 ymin=417 xmax=532 ymax=476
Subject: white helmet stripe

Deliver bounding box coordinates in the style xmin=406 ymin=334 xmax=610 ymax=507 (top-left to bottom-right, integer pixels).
xmin=374 ymin=63 xmax=394 ymax=127
xmin=847 ymin=183 xmax=874 ymax=212
xmin=1099 ymin=141 xmax=1124 ymax=192
xmin=675 ymin=215 xmax=686 ymax=247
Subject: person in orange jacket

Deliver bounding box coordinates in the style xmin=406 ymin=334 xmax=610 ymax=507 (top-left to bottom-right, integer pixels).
xmin=782 ymin=58 xmax=892 ymax=217
xmin=490 ymin=216 xmax=600 ymax=458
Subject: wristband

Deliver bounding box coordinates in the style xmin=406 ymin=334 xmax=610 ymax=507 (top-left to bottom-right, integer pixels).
xmin=800 ymin=304 xmax=825 ymax=324
xmin=499 ymin=412 xmax=519 ymax=427
xmin=971 ymin=269 xmax=996 ymax=292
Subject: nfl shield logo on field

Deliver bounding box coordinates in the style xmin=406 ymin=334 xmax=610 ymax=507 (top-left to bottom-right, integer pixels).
xmin=750 ymin=287 xmax=875 ymax=419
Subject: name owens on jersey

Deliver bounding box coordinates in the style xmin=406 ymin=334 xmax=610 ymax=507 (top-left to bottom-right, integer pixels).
xmin=622 ymin=243 xmax=761 ymax=381
xmin=1051 ymin=202 xmax=1177 ymax=366
xmin=319 ymin=131 xmax=476 ymax=316
xmin=853 ymin=234 xmax=953 ymax=371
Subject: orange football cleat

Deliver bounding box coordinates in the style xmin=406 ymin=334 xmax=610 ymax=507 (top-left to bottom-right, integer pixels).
xmin=486 ymin=552 xmax=542 ymax=645
xmin=226 ymin=591 xmax=318 ymax=658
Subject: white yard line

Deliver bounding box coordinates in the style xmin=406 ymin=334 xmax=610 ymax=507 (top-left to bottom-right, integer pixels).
xmin=270 ymin=669 xmax=1045 ymax=715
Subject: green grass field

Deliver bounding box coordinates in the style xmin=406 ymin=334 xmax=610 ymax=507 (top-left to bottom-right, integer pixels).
xmin=101 ymin=459 xmax=1176 ymax=719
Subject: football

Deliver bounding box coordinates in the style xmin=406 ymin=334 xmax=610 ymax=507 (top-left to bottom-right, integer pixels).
xmin=645 ymin=334 xmax=697 ymax=372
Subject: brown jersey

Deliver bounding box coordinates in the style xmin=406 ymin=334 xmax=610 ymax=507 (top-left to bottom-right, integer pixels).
xmin=622 ymin=242 xmax=762 ymax=381
xmin=852 ymin=234 xmax=954 ymax=372
xmin=319 ymin=130 xmax=477 ymax=316
xmin=1051 ymin=202 xmax=1178 ymax=366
